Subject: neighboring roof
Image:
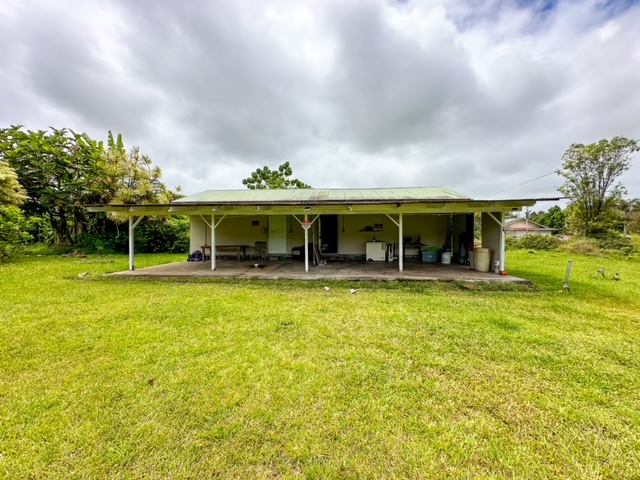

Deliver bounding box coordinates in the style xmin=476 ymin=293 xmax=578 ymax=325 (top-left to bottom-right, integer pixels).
xmin=505 ymin=218 xmax=554 ymax=231
xmin=172 ymin=187 xmax=470 ymax=205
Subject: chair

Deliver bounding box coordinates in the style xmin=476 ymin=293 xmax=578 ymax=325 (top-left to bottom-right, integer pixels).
xmin=252 ymin=241 xmax=267 ymax=260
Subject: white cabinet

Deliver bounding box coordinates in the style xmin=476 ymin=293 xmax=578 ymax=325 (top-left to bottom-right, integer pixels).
xmin=366 ymin=241 xmax=387 ymax=261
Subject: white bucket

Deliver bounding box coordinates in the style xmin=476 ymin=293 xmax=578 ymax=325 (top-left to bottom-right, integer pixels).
xmin=474 ymin=248 xmax=492 ymax=272
xmin=441 ymin=252 xmax=451 ymax=264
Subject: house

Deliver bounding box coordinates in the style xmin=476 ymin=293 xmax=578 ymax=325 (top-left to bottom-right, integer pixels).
xmin=504 ymin=217 xmax=555 ymax=237
xmin=87 ymin=187 xmax=559 ymax=274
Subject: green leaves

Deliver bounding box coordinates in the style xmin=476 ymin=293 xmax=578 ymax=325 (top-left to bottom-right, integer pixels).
xmin=557 ymin=136 xmax=639 ymax=236
xmin=534 ymin=206 xmax=566 ymax=234
xmin=0 ymin=205 xmax=33 ymax=260
xmin=0 ymin=161 xmax=27 ymax=207
xmin=0 ymin=126 xmax=178 ymax=243
xmin=242 ymin=161 xmax=311 ymax=190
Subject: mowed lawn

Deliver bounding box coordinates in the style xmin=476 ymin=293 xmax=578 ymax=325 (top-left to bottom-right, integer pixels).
xmin=1 ymin=252 xmax=639 ymax=479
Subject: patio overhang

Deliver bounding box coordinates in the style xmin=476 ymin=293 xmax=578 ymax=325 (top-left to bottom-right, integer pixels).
xmin=85 ymin=187 xmax=562 ymax=275
xmin=85 ymin=205 xmax=173 ymax=215
xmin=86 ymin=198 xmax=551 ymax=217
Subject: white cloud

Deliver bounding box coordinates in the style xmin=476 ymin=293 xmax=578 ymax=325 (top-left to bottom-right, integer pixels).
xmin=0 ymin=0 xmax=638 ymax=203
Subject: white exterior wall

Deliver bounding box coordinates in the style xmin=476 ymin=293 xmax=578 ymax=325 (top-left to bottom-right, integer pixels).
xmin=190 ymin=213 xmax=469 ymax=257
xmin=481 ymin=211 xmax=504 ymax=270
xmin=506 ymin=229 xmax=553 ymax=238
xmin=505 ymin=218 xmax=553 ymax=238
xmin=338 ymin=214 xmax=450 ymax=255
xmin=189 ymin=215 xmax=306 ymax=256
xmin=189 ymin=216 xmax=208 ymax=254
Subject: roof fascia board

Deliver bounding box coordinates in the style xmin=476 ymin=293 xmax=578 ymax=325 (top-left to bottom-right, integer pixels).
xmin=85 ymin=205 xmax=171 ymax=216
xmin=168 ymin=204 xmax=524 ymax=216
xmin=87 ymin=198 xmax=542 ymax=215
xmin=128 ymin=206 xmax=172 ymax=214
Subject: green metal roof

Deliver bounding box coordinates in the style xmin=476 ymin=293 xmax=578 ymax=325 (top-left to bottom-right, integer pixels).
xmin=85 ymin=187 xmax=561 ymax=215
xmin=173 ymin=187 xmax=470 ymax=205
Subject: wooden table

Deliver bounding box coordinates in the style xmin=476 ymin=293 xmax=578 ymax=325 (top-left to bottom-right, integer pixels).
xmin=201 ymin=245 xmax=249 ymax=261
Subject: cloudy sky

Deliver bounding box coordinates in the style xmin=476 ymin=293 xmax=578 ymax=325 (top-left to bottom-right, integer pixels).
xmin=1 ymin=0 xmax=639 ymax=205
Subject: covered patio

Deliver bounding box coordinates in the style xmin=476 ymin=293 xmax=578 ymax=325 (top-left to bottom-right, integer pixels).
xmin=87 ymin=187 xmax=559 ymax=283
xmin=106 ymin=258 xmax=530 ymax=283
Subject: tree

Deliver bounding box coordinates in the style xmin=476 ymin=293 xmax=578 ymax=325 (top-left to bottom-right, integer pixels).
xmin=97 ymin=132 xmax=177 ymax=226
xmin=0 ymin=126 xmax=106 ymax=243
xmin=0 ymin=126 xmax=178 ymax=244
xmin=104 ymin=131 xmax=176 ymax=205
xmin=556 ymin=136 xmax=639 ymax=236
xmin=0 ymin=161 xmax=27 ymax=207
xmin=0 ymin=162 xmax=30 ymax=260
xmin=535 ymin=205 xmax=566 ymax=234
xmin=242 ymin=161 xmax=311 ymax=189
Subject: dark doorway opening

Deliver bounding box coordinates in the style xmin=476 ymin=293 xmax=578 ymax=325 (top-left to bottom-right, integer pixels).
xmin=320 ymin=215 xmax=339 ymax=254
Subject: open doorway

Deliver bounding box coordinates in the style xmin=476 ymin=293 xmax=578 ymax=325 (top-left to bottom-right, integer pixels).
xmin=319 ymin=215 xmax=339 ymax=254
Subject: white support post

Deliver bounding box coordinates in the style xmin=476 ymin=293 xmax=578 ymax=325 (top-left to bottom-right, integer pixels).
xmin=292 ymin=214 xmax=317 ymax=273
xmin=399 ymin=213 xmax=404 ymax=272
xmin=211 ymin=214 xmax=216 ymax=271
xmin=128 ymin=215 xmax=144 ymax=271
xmin=129 ymin=215 xmax=134 ymax=271
xmin=304 ymin=213 xmax=309 ymax=273
xmin=384 ymin=213 xmax=403 ymax=272
xmin=209 ymin=214 xmax=226 ymax=271
xmin=486 ymin=211 xmax=506 ymax=272
xmin=499 ymin=212 xmax=506 ymax=272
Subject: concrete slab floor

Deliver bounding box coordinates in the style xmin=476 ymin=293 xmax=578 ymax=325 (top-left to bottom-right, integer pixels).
xmin=107 ymin=259 xmax=530 ymax=283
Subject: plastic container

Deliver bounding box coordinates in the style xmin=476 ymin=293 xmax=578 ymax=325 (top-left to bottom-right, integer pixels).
xmin=474 ymin=248 xmax=492 ymax=272
xmin=421 ymin=247 xmax=439 ymax=263
xmin=441 ymin=252 xmax=451 ymax=264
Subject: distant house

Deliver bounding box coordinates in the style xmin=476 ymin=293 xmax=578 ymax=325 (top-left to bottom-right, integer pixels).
xmin=505 ymin=218 xmax=555 ymax=237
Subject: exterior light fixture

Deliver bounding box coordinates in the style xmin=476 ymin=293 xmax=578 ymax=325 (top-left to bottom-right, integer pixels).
xmin=304 ymin=206 xmax=311 ymax=211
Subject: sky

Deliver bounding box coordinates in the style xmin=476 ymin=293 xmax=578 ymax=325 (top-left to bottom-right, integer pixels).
xmin=1 ymin=0 xmax=639 ymax=207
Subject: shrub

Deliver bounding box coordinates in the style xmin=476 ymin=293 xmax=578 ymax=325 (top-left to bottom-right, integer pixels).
xmin=0 ymin=206 xmax=33 ymax=261
xmin=558 ymin=237 xmax=602 ymax=256
xmin=555 ymin=235 xmax=637 ymax=257
xmin=76 ymin=232 xmax=122 ymax=254
xmin=77 ymin=216 xmax=189 ymax=254
xmin=506 ymin=234 xmax=560 ymax=251
xmin=593 ymin=233 xmax=637 ymax=256
xmin=135 ymin=217 xmax=189 ymax=254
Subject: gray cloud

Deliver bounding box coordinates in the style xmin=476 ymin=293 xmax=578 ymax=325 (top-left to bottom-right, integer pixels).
xmin=0 ymin=0 xmax=638 ymax=203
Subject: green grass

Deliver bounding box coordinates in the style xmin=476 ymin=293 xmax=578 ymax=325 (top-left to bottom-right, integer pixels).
xmin=1 ymin=251 xmax=639 ymax=479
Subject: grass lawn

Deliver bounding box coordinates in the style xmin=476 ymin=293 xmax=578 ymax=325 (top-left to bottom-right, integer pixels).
xmin=1 ymin=251 xmax=639 ymax=479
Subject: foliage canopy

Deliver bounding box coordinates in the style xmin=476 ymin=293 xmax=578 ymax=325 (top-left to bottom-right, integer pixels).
xmin=0 ymin=161 xmax=27 ymax=208
xmin=242 ymin=161 xmax=311 ymax=189
xmin=0 ymin=206 xmax=33 ymax=260
xmin=556 ymin=136 xmax=638 ymax=236
xmin=0 ymin=126 xmax=179 ymax=245
xmin=533 ymin=205 xmax=566 ymax=234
